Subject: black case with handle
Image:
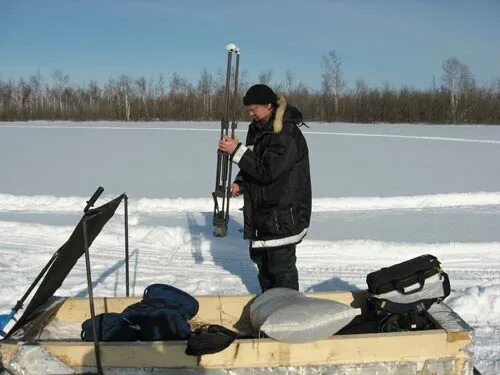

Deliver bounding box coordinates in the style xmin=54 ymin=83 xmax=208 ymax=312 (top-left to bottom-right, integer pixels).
xmin=366 ymin=254 xmax=450 ymax=314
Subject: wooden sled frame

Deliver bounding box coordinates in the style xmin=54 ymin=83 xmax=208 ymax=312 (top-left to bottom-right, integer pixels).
xmin=0 ymin=190 xmax=475 ymax=373
xmin=0 ymin=291 xmax=474 ymax=374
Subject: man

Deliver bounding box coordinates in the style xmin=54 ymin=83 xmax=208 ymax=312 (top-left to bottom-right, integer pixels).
xmin=218 ymin=84 xmax=312 ymax=292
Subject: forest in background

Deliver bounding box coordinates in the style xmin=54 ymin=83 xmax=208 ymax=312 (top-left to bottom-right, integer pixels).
xmin=1 ymin=52 xmax=499 ymax=124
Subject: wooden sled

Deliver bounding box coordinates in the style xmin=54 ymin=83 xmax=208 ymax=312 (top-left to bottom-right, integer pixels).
xmin=0 ymin=190 xmax=475 ymax=374
xmin=0 ymin=291 xmax=474 ymax=374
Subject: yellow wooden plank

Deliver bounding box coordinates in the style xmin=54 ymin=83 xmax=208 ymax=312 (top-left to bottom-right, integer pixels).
xmin=34 ymin=329 xmax=469 ymax=369
xmin=54 ymin=292 xmax=362 ymax=324
xmin=198 ymin=331 xmax=469 ymax=369
xmin=0 ymin=343 xmax=18 ymax=365
xmin=54 ymin=297 xmax=141 ymax=321
xmin=40 ymin=341 xmax=198 ymax=368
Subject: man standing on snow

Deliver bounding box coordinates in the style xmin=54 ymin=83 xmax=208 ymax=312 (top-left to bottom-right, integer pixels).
xmin=218 ymin=84 xmax=312 ymax=292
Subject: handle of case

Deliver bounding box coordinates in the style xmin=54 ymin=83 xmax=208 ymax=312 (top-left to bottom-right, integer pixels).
xmin=395 ymin=272 xmax=426 ymax=295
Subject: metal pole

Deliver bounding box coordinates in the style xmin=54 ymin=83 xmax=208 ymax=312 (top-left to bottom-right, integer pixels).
xmin=230 ymin=49 xmax=240 ymax=139
xmin=213 ymin=48 xmax=233 ymax=219
xmin=2 ymin=252 xmax=58 ymax=337
xmin=223 ymin=49 xmax=233 ymax=132
xmin=124 ymin=195 xmax=130 ymax=297
xmin=213 ymin=44 xmax=237 ymax=237
xmin=83 ymin=218 xmax=104 ymax=375
xmin=7 ymin=251 xmax=59 ymax=315
xmin=218 ymin=48 xmax=233 ymax=181
xmin=219 ymin=48 xmax=233 ymax=217
xmin=225 ymin=48 xmax=241 ymax=225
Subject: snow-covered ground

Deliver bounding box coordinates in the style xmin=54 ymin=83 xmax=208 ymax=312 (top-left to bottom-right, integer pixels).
xmin=1 ymin=121 xmax=499 ymax=374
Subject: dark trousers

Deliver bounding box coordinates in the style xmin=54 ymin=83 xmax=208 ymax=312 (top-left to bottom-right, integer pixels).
xmin=249 ymin=244 xmax=299 ymax=292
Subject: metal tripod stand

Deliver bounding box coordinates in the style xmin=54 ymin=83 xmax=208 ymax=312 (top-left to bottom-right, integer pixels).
xmin=212 ymin=43 xmax=240 ymax=237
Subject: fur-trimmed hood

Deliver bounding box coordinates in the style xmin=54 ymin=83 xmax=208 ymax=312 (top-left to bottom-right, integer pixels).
xmin=272 ymin=95 xmax=304 ymax=134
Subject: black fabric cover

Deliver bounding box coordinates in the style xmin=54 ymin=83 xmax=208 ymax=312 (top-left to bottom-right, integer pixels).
xmin=8 ymin=194 xmax=124 ymax=337
xmin=81 ymin=312 xmax=139 ymax=342
xmin=370 ymin=297 xmax=436 ymax=315
xmin=378 ymin=312 xmax=435 ymax=333
xmin=366 ymin=254 xmax=441 ymax=295
xmin=185 ymin=325 xmax=238 ymax=356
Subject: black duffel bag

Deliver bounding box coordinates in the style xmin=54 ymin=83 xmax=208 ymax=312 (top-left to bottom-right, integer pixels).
xmin=122 ymin=301 xmax=191 ymax=341
xmin=366 ymin=254 xmax=450 ymax=314
xmin=81 ymin=313 xmax=140 ymax=342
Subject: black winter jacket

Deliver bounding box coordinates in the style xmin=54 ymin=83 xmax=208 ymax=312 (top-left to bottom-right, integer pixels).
xmin=232 ymin=96 xmax=312 ymax=249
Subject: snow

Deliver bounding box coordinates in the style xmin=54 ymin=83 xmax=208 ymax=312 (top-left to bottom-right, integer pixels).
xmin=2 ymin=192 xmax=500 ymax=213
xmin=448 ymin=285 xmax=500 ymax=324
xmin=1 ymin=121 xmax=500 ymax=374
xmin=6 ymin=345 xmax=76 ymax=374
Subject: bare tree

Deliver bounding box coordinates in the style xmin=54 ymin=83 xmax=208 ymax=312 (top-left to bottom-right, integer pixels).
xmin=258 ymin=70 xmax=273 ymax=85
xmin=197 ymin=69 xmax=214 ymax=119
xmin=52 ymin=70 xmax=70 ymax=114
xmin=169 ymin=73 xmax=193 ymax=120
xmin=0 ymin=80 xmax=15 ymax=118
xmin=153 ymin=74 xmax=167 ymax=119
xmin=321 ymin=50 xmax=345 ymax=120
xmin=136 ymin=76 xmax=150 ymax=120
xmin=88 ymin=81 xmax=100 ymax=114
xmin=16 ymin=78 xmax=32 ymax=114
xmin=2 ymin=67 xmax=499 ymax=123
xmin=441 ymin=57 xmax=473 ymax=123
xmin=29 ymin=71 xmax=43 ymax=115
xmin=284 ymin=70 xmax=295 ymax=94
xmin=118 ymin=75 xmax=132 ymax=120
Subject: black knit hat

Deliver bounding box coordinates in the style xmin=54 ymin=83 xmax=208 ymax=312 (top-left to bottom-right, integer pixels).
xmin=243 ymin=84 xmax=277 ymax=106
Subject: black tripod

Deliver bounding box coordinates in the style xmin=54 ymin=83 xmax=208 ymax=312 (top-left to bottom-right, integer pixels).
xmin=212 ymin=43 xmax=240 ymax=237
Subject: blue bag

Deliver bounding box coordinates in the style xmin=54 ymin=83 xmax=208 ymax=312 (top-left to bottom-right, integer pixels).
xmin=143 ymin=284 xmax=199 ymax=319
xmin=122 ymin=301 xmax=191 ymax=341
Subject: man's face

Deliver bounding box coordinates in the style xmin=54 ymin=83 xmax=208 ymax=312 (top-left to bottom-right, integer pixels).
xmin=246 ymin=104 xmax=273 ymax=121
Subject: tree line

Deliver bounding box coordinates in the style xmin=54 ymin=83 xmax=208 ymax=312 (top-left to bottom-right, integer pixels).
xmin=1 ymin=53 xmax=499 ymax=124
